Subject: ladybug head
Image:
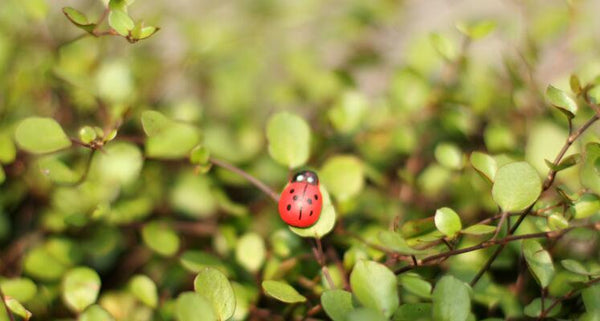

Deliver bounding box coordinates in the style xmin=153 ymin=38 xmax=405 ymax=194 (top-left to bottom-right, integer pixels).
xmin=292 ymin=170 xmax=319 ymax=185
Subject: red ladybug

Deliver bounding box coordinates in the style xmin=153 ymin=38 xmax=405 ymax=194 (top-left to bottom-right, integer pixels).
xmin=278 ymin=170 xmax=323 ymax=228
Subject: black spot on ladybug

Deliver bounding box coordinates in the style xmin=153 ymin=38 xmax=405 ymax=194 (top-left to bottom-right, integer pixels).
xmin=307 ymin=198 xmax=312 ymax=204
xmin=310 ymin=210 xmax=313 ymax=216
xmin=286 ymin=204 xmax=291 ymax=211
xmin=299 ymin=208 xmax=303 ymax=220
xmin=290 ymin=189 xmax=295 ymax=193
xmin=314 ymin=194 xmax=319 ymax=200
xmin=293 ymin=195 xmax=298 ymax=201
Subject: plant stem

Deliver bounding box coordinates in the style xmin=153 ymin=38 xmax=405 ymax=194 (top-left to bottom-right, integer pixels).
xmin=209 ymin=157 xmax=280 ymax=203
xmin=0 ymin=287 xmax=15 ymax=321
xmin=538 ymin=276 xmax=600 ymax=319
xmin=395 ymin=223 xmax=598 ymax=274
xmin=311 ymin=238 xmax=335 ymax=290
xmin=470 ymin=114 xmax=599 ymax=286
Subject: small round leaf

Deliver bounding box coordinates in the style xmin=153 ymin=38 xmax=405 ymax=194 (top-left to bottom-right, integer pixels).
xmin=141 ymin=221 xmax=180 ymax=257
xmin=321 ymin=289 xmax=354 ymax=321
xmin=235 ymin=233 xmax=265 ymax=273
xmin=434 ymin=207 xmax=462 ymax=237
xmin=128 ymin=275 xmax=158 ymax=308
xmin=492 ymin=162 xmax=542 ymax=212
xmin=432 ymin=275 xmax=471 ymax=321
xmin=15 ymin=117 xmax=72 ymax=154
xmin=62 ymin=267 xmax=101 ymax=313
xmin=193 ymin=267 xmax=236 ymax=321
xmin=79 ymin=305 xmax=115 ymax=321
xmin=522 ymin=240 xmax=555 ymax=288
xmin=266 ymin=112 xmax=311 ymax=169
xmin=350 ymin=260 xmax=399 ymax=318
xmin=261 ymin=280 xmax=306 ymax=303
xmin=175 ymin=292 xmax=216 ymax=321
xmin=320 ymin=155 xmax=364 ymax=201
xmin=546 ymin=85 xmax=577 ymax=118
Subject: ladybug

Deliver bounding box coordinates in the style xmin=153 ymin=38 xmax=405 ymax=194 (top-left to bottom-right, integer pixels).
xmin=278 ymin=170 xmax=323 ymax=228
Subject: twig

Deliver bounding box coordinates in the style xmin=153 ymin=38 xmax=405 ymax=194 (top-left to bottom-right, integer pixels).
xmin=538 ymin=277 xmax=600 ymax=319
xmin=470 ymin=114 xmax=599 ymax=286
xmin=0 ymin=287 xmax=15 ymax=321
xmin=209 ymin=157 xmax=279 ymax=203
xmin=395 ymin=223 xmax=597 ymax=275
xmin=311 ymin=239 xmax=335 ymax=290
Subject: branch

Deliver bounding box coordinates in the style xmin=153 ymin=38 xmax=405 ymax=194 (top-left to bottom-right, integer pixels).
xmin=538 ymin=277 xmax=600 ymax=319
xmin=311 ymin=238 xmax=335 ymax=290
xmin=209 ymin=157 xmax=280 ymax=203
xmin=470 ymin=114 xmax=599 ymax=286
xmin=395 ymin=223 xmax=598 ymax=275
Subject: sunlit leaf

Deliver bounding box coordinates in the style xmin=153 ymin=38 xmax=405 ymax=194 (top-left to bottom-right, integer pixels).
xmin=62 ymin=267 xmax=101 ymax=313
xmin=141 ymin=221 xmax=180 ymax=257
xmin=235 ymin=233 xmax=265 ymax=273
xmin=0 ymin=278 xmax=37 ymax=303
xmin=79 ymin=304 xmax=115 ymax=321
xmin=546 ymin=85 xmax=577 ymax=118
xmin=523 ymin=240 xmax=555 ymax=288
xmin=266 ymin=112 xmax=311 ymax=169
xmin=15 ymin=117 xmax=72 ymax=154
xmin=432 ymin=275 xmax=471 ymax=321
xmin=456 ymin=20 xmax=497 ymax=39
xmin=194 ymin=267 xmax=236 ymax=321
xmin=434 ymin=207 xmax=462 ymax=238
xmin=435 ymin=143 xmax=463 ymax=170
xmin=108 ymin=9 xmax=134 ymax=36
xmin=570 ymin=193 xmax=600 ymax=219
xmin=350 ymin=260 xmax=399 ymax=318
xmin=470 ymin=151 xmax=497 ymax=182
xmin=262 ymin=280 xmax=306 ymax=303
xmin=128 ymin=275 xmax=158 ymax=308
xmin=492 ymin=162 xmax=542 ymax=212
xmin=320 ymin=155 xmax=364 ymax=201
xmin=321 ymin=289 xmax=354 ymax=321
xmin=461 ymin=224 xmax=496 ymax=235
xmin=4 ymin=297 xmax=32 ymax=320
xmin=174 ymin=292 xmax=216 ymax=321
xmin=399 ymin=273 xmax=432 ymax=299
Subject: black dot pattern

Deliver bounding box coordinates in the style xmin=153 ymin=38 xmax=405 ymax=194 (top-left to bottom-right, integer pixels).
xmin=286 ymin=204 xmax=291 ymax=211
xmin=307 ymin=198 xmax=312 ymax=204
xmin=290 ymin=189 xmax=295 ymax=193
xmin=293 ymin=195 xmax=298 ymax=201
xmin=314 ymin=194 xmax=319 ymax=200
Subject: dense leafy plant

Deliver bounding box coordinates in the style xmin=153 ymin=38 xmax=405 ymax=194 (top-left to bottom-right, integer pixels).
xmin=1 ymin=0 xmax=599 ymax=320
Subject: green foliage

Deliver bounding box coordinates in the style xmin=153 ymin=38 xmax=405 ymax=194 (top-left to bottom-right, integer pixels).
xmin=266 ymin=112 xmax=311 ymax=169
xmin=492 ymin=162 xmax=542 ymax=212
xmin=193 ymin=267 xmax=235 ymax=321
xmin=432 ymin=276 xmax=471 ymax=321
xmin=261 ymin=280 xmax=306 ymax=303
xmin=434 ymin=207 xmax=462 ymax=237
xmin=321 ymin=289 xmax=354 ymax=321
xmin=62 ymin=267 xmax=102 ymax=313
xmin=523 ymin=240 xmax=555 ymax=288
xmin=350 ymin=260 xmax=399 ymax=318
xmin=14 ymin=117 xmax=72 ymax=154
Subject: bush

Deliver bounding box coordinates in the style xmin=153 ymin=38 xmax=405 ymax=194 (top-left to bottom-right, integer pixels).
xmin=0 ymin=0 xmax=599 ymax=320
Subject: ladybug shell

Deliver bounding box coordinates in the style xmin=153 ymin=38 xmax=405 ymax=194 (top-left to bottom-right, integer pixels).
xmin=278 ymin=178 xmax=323 ymax=228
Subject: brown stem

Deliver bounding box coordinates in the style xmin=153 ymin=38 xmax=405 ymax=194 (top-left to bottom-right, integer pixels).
xmin=209 ymin=157 xmax=279 ymax=203
xmin=470 ymin=114 xmax=599 ymax=286
xmin=311 ymin=239 xmax=335 ymax=290
xmin=396 ymin=223 xmax=597 ymax=274
xmin=538 ymin=277 xmax=600 ymax=319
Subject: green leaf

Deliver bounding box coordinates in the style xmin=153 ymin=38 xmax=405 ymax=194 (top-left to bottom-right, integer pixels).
xmin=261 ymin=280 xmax=306 ymax=303
xmin=345 ymin=308 xmax=387 ymax=321
xmin=456 ymin=20 xmax=497 ymax=39
xmin=581 ymin=143 xmax=600 ymax=195
xmin=0 ymin=133 xmax=16 ymax=164
xmin=430 ymin=33 xmax=458 ymax=61
xmin=377 ymin=231 xmax=424 ymax=255
xmin=23 ymin=246 xmax=67 ymax=281
xmin=470 ymin=151 xmax=497 ymax=182
xmin=235 ymin=233 xmax=265 ymax=273
xmin=62 ymin=7 xmax=96 ymax=33
xmin=320 ymin=155 xmax=364 ymax=201
xmin=393 ymin=303 xmax=432 ymax=321
xmin=141 ymin=110 xmax=170 ymax=136
xmin=546 ymin=85 xmax=577 ymax=118
xmin=108 ymin=9 xmax=134 ymax=36
xmin=523 ymin=240 xmax=555 ymax=288
xmin=0 ymin=278 xmax=37 ymax=302
xmin=145 ymin=119 xmax=200 ymax=159
xmin=524 ymin=298 xmax=561 ymax=317
xmin=128 ymin=275 xmax=158 ymax=308
xmin=544 ymin=153 xmax=580 ymax=172
xmin=141 ymin=221 xmax=180 ymax=256
xmin=321 ymin=289 xmax=354 ymax=321
xmin=398 ymin=273 xmax=432 ymax=299
xmin=15 ymin=117 xmax=72 ymax=154
xmin=582 ymin=283 xmax=600 ymax=315
xmin=432 ymin=275 xmax=471 ymax=321
xmin=289 ymin=185 xmax=336 ymax=239
xmin=4 ymin=297 xmax=32 ymax=320
xmin=179 ymin=251 xmax=229 ymax=274
xmin=570 ymin=74 xmax=582 ymax=95
xmin=138 ymin=26 xmax=159 ymax=39
xmin=79 ymin=305 xmax=115 ymax=321
xmin=62 ymin=267 xmax=101 ymax=313
xmin=38 ymin=156 xmax=79 ymax=184
xmin=461 ymin=224 xmax=497 ymax=235
xmin=492 ymin=162 xmax=542 ymax=212
xmin=547 ymin=213 xmax=569 ymax=231
xmin=79 ymin=126 xmax=97 ymax=144
xmin=175 ymin=292 xmax=216 ymax=321
xmin=435 ymin=143 xmax=463 ymax=170
xmin=328 ymin=91 xmax=368 ymax=134
xmin=190 ymin=145 xmax=210 ymax=165
xmin=434 ymin=207 xmax=462 ymax=237
xmin=570 ymin=193 xmax=600 ymax=219
xmin=193 ymin=267 xmax=236 ymax=321
xmin=266 ymin=112 xmax=311 ymax=169
xmin=350 ymin=260 xmax=399 ymax=318
xmin=95 ymin=142 xmax=143 ymax=186
xmin=561 ymin=259 xmax=590 ymax=275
